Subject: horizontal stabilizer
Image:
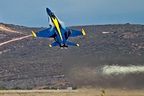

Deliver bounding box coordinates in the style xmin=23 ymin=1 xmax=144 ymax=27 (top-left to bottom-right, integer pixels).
xmin=67 ymin=41 xmax=80 ymax=46
xmin=49 ymin=42 xmax=59 ymax=47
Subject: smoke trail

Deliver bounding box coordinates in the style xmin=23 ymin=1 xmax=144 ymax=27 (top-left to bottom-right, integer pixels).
xmin=103 ymin=65 xmax=144 ymax=75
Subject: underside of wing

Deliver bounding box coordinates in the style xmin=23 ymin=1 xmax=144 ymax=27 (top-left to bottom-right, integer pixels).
xmin=67 ymin=28 xmax=86 ymax=37
xmin=32 ymin=27 xmax=55 ymax=38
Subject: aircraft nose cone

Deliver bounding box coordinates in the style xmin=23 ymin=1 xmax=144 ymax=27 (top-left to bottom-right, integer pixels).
xmin=46 ymin=8 xmax=52 ymax=15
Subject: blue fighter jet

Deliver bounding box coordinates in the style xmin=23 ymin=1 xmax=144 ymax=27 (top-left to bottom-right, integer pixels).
xmin=32 ymin=8 xmax=86 ymax=48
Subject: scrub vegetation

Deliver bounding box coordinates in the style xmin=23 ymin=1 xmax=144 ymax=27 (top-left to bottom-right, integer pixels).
xmin=0 ymin=23 xmax=144 ymax=89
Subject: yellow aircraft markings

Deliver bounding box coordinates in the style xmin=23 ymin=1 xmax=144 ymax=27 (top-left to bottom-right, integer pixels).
xmin=52 ymin=18 xmax=63 ymax=40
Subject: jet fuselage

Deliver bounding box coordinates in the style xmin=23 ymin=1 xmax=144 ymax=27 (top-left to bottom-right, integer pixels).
xmin=46 ymin=8 xmax=67 ymax=46
xmin=32 ymin=8 xmax=86 ymax=48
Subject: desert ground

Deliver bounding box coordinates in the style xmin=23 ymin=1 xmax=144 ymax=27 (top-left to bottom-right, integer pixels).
xmin=1 ymin=24 xmax=144 ymax=95
xmin=0 ymin=88 xmax=144 ymax=96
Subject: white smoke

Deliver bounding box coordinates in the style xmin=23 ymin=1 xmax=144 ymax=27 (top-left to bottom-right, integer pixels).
xmin=102 ymin=65 xmax=144 ymax=75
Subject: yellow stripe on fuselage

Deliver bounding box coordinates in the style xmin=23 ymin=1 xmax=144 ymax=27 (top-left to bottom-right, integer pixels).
xmin=52 ymin=17 xmax=63 ymax=40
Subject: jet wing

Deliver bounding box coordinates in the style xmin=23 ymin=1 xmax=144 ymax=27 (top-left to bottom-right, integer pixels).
xmin=32 ymin=27 xmax=55 ymax=38
xmin=67 ymin=28 xmax=86 ymax=37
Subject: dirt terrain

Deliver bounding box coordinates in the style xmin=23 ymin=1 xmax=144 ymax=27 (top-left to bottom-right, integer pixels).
xmin=0 ymin=23 xmax=144 ymax=89
xmin=0 ymin=88 xmax=144 ymax=96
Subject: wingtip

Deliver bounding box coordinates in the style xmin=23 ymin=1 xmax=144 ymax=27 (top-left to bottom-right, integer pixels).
xmin=77 ymin=44 xmax=80 ymax=47
xmin=32 ymin=31 xmax=37 ymax=37
xmin=49 ymin=45 xmax=52 ymax=48
xmin=82 ymin=29 xmax=86 ymax=35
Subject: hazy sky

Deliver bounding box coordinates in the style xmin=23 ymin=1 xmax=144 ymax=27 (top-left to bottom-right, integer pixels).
xmin=0 ymin=0 xmax=144 ymax=27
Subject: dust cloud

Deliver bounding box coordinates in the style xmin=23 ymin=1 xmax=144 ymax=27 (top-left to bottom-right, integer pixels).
xmin=103 ymin=65 xmax=144 ymax=75
xmin=62 ymin=52 xmax=106 ymax=87
xmin=61 ymin=51 xmax=144 ymax=89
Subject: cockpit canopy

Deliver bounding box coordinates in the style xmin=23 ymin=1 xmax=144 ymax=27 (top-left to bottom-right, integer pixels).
xmin=50 ymin=12 xmax=56 ymax=18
